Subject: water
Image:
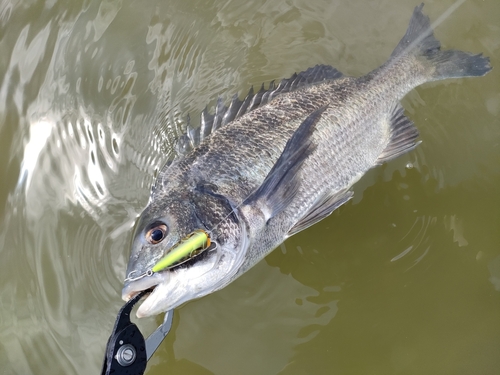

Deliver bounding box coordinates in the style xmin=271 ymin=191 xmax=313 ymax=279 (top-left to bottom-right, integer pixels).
xmin=0 ymin=0 xmax=499 ymax=374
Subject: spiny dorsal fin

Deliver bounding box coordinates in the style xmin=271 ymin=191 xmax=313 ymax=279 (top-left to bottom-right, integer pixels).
xmin=375 ymin=103 xmax=420 ymax=164
xmin=175 ymin=64 xmax=344 ymax=157
xmin=288 ymin=189 xmax=353 ymax=237
xmin=244 ymin=105 xmax=328 ymax=220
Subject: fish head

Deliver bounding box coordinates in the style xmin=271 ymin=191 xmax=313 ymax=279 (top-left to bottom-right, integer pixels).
xmin=122 ymin=186 xmax=248 ymax=318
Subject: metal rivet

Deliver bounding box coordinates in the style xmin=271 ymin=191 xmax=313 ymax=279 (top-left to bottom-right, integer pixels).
xmin=115 ymin=344 xmax=136 ymax=366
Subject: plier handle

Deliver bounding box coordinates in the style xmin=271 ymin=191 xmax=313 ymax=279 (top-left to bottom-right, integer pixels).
xmin=101 ymin=290 xmax=173 ymax=375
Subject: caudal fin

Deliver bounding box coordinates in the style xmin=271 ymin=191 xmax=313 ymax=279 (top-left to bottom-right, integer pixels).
xmin=391 ymin=3 xmax=492 ymax=81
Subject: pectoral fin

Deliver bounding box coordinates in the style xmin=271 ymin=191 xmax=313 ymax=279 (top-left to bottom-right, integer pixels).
xmin=245 ymin=105 xmax=328 ymax=220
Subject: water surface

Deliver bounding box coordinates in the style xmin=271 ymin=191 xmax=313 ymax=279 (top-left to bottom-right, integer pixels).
xmin=0 ymin=0 xmax=499 ymax=374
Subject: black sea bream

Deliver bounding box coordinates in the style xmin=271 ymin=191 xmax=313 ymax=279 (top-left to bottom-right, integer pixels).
xmin=122 ymin=4 xmax=491 ymax=317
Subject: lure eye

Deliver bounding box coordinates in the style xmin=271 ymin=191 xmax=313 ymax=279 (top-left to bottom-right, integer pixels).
xmin=146 ymin=223 xmax=168 ymax=244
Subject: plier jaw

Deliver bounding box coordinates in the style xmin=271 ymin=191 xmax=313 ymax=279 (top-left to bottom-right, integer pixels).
xmin=101 ymin=290 xmax=173 ymax=375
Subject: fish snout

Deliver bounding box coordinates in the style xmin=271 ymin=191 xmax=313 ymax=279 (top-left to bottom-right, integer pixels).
xmin=121 ymin=271 xmax=165 ymax=301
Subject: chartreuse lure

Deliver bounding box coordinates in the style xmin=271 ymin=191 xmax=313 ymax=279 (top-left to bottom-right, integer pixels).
xmin=151 ymin=229 xmax=211 ymax=273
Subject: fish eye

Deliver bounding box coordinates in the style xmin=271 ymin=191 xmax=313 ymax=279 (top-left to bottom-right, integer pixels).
xmin=146 ymin=222 xmax=168 ymax=244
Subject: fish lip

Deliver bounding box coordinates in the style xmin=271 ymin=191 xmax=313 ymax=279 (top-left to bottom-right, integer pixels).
xmin=121 ymin=271 xmax=164 ymax=302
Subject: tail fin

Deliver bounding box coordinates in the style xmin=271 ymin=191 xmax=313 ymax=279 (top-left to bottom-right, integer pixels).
xmin=391 ymin=3 xmax=491 ymax=81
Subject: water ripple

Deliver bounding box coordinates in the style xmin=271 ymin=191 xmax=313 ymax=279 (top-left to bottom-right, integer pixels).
xmin=0 ymin=1 xmax=498 ymax=374
xmin=390 ymin=215 xmax=436 ymax=270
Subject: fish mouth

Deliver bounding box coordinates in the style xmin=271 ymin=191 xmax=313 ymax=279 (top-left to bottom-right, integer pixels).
xmin=121 ymin=233 xmax=249 ymax=317
xmin=122 ymin=271 xmax=185 ymax=318
xmin=121 ymin=272 xmax=164 ymax=304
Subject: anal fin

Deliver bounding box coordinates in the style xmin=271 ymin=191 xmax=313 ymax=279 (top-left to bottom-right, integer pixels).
xmin=288 ymin=189 xmax=353 ymax=236
xmin=376 ymin=104 xmax=420 ymax=164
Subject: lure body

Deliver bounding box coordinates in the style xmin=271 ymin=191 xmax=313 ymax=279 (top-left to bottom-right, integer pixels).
xmin=151 ymin=230 xmax=211 ymax=273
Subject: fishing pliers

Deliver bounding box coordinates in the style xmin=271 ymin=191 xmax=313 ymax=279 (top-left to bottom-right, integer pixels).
xmin=101 ymin=290 xmax=173 ymax=375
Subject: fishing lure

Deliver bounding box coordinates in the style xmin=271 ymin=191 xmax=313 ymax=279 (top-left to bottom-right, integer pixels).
xmin=151 ymin=229 xmax=211 ymax=273
xmin=124 ymin=229 xmax=212 ymax=283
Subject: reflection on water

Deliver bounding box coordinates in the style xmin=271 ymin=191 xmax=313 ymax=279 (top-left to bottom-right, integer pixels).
xmin=489 ymin=256 xmax=500 ymax=291
xmin=0 ymin=0 xmax=499 ymax=374
xmin=172 ymin=260 xmax=339 ymax=375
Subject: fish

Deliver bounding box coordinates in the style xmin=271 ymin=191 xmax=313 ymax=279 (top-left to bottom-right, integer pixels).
xmin=122 ymin=4 xmax=491 ymax=318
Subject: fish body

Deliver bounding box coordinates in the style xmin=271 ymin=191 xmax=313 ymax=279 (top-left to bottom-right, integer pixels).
xmin=122 ymin=4 xmax=491 ymax=317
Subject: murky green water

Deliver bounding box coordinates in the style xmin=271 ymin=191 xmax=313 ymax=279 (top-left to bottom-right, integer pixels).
xmin=0 ymin=0 xmax=499 ymax=374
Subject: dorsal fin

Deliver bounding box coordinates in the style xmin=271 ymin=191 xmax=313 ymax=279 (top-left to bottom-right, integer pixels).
xmin=175 ymin=64 xmax=344 ymax=157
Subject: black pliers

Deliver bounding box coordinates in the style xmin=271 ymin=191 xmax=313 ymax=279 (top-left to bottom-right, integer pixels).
xmin=101 ymin=290 xmax=174 ymax=375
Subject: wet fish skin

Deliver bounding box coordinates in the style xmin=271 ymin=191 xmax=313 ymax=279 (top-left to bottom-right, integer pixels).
xmin=122 ymin=4 xmax=491 ymax=317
